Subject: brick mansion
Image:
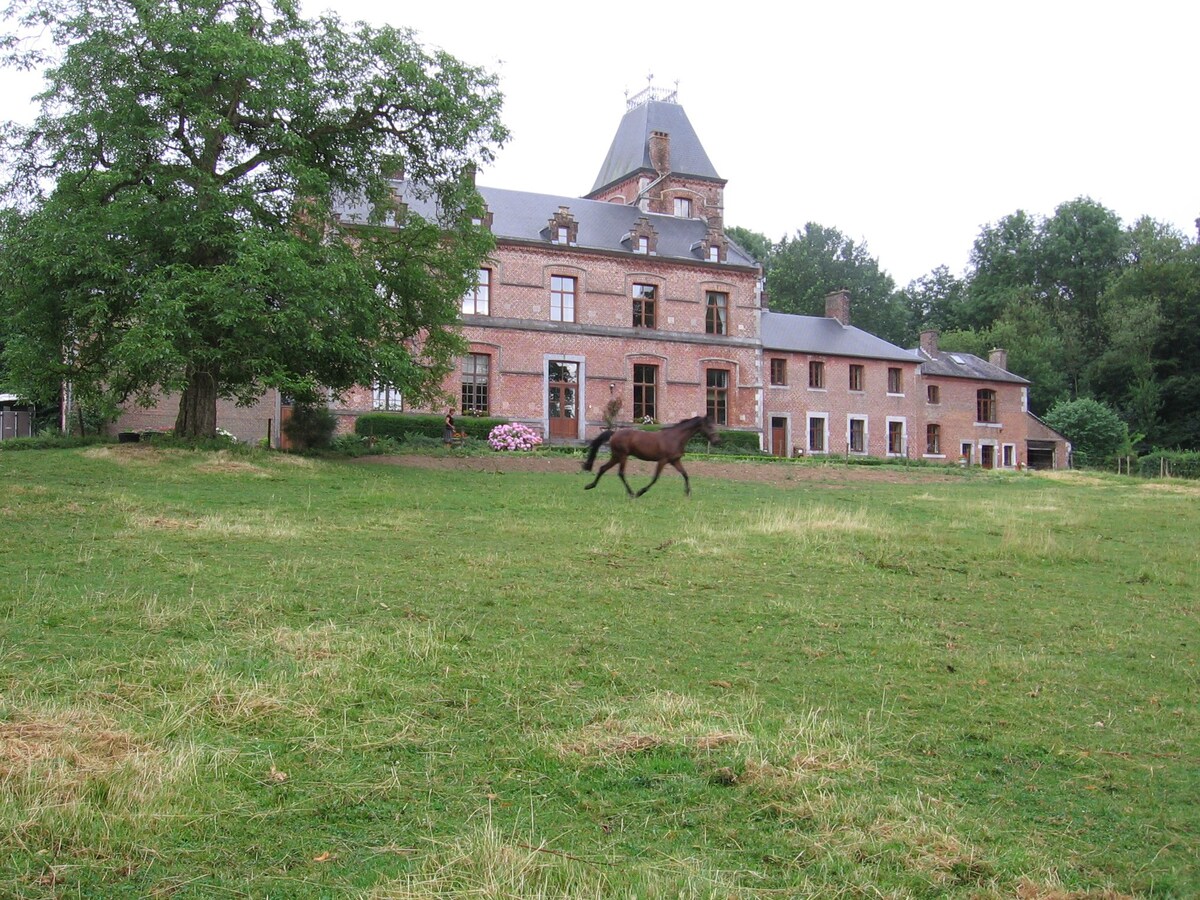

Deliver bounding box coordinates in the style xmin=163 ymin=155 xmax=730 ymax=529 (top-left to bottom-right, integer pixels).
xmin=114 ymin=86 xmax=1068 ymax=469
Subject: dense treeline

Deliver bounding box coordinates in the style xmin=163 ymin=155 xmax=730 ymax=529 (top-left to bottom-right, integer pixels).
xmin=729 ymin=199 xmax=1200 ymax=450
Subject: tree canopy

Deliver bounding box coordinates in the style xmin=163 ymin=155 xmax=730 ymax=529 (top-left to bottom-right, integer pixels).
xmin=0 ymin=0 xmax=507 ymax=436
xmin=734 ymin=197 xmax=1199 ymax=450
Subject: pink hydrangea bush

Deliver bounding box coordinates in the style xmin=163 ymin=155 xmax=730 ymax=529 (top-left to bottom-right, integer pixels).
xmin=487 ymin=422 xmax=543 ymax=451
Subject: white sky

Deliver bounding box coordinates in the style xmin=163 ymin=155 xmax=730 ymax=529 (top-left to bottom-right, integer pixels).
xmin=5 ymin=1 xmax=1197 ymax=284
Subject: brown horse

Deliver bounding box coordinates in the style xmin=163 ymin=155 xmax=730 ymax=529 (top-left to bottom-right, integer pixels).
xmin=582 ymin=416 xmax=720 ymax=497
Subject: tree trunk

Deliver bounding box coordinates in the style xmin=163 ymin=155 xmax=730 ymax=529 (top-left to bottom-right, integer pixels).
xmin=174 ymin=365 xmax=219 ymax=438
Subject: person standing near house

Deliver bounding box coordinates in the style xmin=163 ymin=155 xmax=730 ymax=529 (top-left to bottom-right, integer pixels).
xmin=443 ymin=407 xmax=456 ymax=448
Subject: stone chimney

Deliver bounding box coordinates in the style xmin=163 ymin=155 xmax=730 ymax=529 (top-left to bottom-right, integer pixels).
xmin=824 ymin=289 xmax=851 ymax=326
xmin=989 ymin=347 xmax=1009 ymax=371
xmin=648 ymin=130 xmax=671 ymax=175
xmin=920 ymin=329 xmax=939 ymax=356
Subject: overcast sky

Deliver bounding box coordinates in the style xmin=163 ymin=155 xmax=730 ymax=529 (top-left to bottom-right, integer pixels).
xmin=5 ymin=1 xmax=1196 ymax=284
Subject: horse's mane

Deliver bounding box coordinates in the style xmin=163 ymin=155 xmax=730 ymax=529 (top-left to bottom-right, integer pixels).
xmin=663 ymin=416 xmax=704 ymax=430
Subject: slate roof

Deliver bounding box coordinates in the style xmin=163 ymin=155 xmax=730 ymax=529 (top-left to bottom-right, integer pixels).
xmin=761 ymin=312 xmax=920 ymax=363
xmin=588 ymin=100 xmax=722 ymax=196
xmin=335 ymin=181 xmax=757 ymax=268
xmin=916 ymin=349 xmax=1029 ymax=384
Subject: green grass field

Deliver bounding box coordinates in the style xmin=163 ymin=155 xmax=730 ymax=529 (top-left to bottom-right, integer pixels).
xmin=1 ymin=446 xmax=1196 ymax=898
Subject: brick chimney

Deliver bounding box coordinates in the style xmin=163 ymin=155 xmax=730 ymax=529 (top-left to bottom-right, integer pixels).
xmin=648 ymin=130 xmax=671 ymax=175
xmin=989 ymin=347 xmax=1009 ymax=371
xmin=920 ymin=329 xmax=939 ymax=356
xmin=824 ymin=289 xmax=851 ymax=326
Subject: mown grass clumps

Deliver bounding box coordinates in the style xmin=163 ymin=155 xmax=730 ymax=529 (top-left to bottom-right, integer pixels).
xmin=0 ymin=447 xmax=1195 ymax=897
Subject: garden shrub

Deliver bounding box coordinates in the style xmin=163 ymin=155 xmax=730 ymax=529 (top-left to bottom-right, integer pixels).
xmin=1043 ymin=398 xmax=1127 ymax=468
xmin=283 ymin=402 xmax=337 ymax=451
xmin=487 ymin=422 xmax=542 ymax=451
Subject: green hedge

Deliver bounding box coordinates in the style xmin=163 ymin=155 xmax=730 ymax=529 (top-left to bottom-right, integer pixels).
xmin=627 ymin=424 xmax=762 ymax=454
xmin=690 ymin=429 xmax=762 ymax=453
xmin=1137 ymin=450 xmax=1200 ymax=480
xmin=355 ymin=413 xmax=509 ymax=442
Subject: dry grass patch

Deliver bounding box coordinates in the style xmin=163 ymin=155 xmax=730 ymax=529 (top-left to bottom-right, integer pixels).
xmin=1140 ymin=481 xmax=1200 ymax=497
xmin=82 ymin=445 xmax=180 ymax=467
xmin=998 ymin=525 xmax=1095 ymax=563
xmin=0 ymin=706 xmax=175 ymax=836
xmin=5 ymin=484 xmax=49 ymax=497
xmin=193 ymin=452 xmax=269 ymax=477
xmin=866 ymin=815 xmax=993 ymax=888
xmin=128 ymin=510 xmax=299 ymax=539
xmin=1015 ymin=877 xmax=1135 ymax=899
xmin=1036 ymin=471 xmax=1109 ymax=487
xmin=745 ymin=503 xmax=885 ymax=538
xmin=0 ymin=710 xmax=147 ymax=786
xmin=367 ymin=820 xmax=743 ymax=899
xmin=556 ymin=690 xmax=750 ymax=759
xmin=679 ymin=503 xmax=890 ymax=558
xmin=198 ymin=674 xmax=318 ymax=725
xmin=267 ymin=453 xmax=316 ymax=467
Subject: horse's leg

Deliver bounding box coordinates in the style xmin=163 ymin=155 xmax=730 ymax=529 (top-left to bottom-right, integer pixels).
xmin=584 ymin=456 xmax=619 ymax=490
xmin=616 ymin=456 xmax=636 ymax=497
xmin=670 ymin=458 xmax=691 ymax=495
xmin=636 ymin=460 xmax=668 ymax=497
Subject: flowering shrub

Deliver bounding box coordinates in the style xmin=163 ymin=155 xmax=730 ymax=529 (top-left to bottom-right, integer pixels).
xmin=487 ymin=422 xmax=543 ymax=451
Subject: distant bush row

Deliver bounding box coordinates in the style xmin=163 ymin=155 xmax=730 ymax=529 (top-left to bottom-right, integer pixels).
xmin=1136 ymin=450 xmax=1200 ymax=480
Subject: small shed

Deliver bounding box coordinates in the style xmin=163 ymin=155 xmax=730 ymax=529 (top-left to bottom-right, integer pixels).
xmin=1025 ymin=412 xmax=1070 ymax=470
xmin=0 ymin=393 xmax=35 ymax=441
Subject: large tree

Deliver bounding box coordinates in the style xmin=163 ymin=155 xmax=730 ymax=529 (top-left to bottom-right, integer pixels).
xmin=764 ymin=223 xmax=902 ymax=343
xmin=0 ymin=0 xmax=506 ymax=437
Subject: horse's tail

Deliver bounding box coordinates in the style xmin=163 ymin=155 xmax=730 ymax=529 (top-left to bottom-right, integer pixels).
xmin=582 ymin=430 xmax=614 ymax=471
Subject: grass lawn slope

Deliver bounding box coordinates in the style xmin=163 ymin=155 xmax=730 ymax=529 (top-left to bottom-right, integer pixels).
xmin=0 ymin=446 xmax=1196 ymax=897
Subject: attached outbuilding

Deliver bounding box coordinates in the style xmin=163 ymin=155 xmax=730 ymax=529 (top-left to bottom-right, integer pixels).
xmin=0 ymin=393 xmax=35 ymax=441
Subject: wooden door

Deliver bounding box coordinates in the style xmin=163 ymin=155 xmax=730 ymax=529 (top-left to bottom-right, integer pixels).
xmin=770 ymin=417 xmax=788 ymax=457
xmin=980 ymin=444 xmax=995 ymax=469
xmin=547 ymin=361 xmax=579 ymax=440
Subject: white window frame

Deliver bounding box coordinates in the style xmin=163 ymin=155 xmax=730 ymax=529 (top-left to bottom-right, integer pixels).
xmin=806 ymin=412 xmax=829 ymax=455
xmin=372 ymin=383 xmax=403 ymax=411
xmin=550 ymin=274 xmax=576 ymax=322
xmin=846 ymin=415 xmax=868 ymax=455
xmin=923 ymin=422 xmax=945 ymax=459
xmin=885 ymin=416 xmax=907 ymax=457
xmin=1002 ymin=443 xmax=1016 ymax=468
xmin=462 ymin=267 xmax=490 ymax=316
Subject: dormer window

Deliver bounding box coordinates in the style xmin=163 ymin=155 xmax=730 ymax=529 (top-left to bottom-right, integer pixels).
xmin=673 ymin=197 xmax=692 ymax=218
xmin=469 ymin=204 xmax=493 ymax=231
xmin=708 ymin=246 xmax=719 ymax=262
xmin=627 ymin=216 xmax=659 ymax=256
xmin=547 ymin=206 xmax=578 ymax=245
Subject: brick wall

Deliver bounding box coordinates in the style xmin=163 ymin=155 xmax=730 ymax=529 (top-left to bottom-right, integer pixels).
xmin=916 ymin=375 xmax=1027 ymax=468
xmin=763 ymin=353 xmax=922 ymax=458
xmin=112 ymin=390 xmax=281 ymax=445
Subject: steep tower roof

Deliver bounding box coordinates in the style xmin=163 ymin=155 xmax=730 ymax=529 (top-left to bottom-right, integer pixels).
xmin=587 ymin=90 xmax=722 ymax=197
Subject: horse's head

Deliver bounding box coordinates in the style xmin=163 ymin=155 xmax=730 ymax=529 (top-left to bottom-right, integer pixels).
xmin=701 ymin=416 xmax=721 ymax=445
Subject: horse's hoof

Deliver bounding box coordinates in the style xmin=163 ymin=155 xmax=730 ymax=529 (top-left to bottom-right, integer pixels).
xmin=584 ymin=483 xmax=595 ymax=490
